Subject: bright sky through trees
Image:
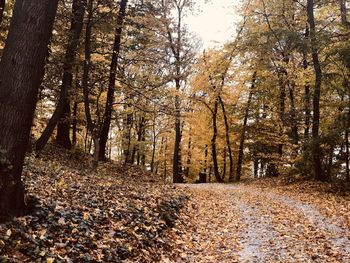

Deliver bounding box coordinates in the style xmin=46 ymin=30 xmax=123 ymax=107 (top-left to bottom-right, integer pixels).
xmin=185 ymin=0 xmax=240 ymax=49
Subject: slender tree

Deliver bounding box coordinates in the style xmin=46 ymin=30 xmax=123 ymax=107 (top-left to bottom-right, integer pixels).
xmin=99 ymin=0 xmax=128 ymax=161
xmin=219 ymin=96 xmax=234 ymax=181
xmin=35 ymin=0 xmax=85 ymax=152
xmin=236 ymin=72 xmax=256 ymax=181
xmin=307 ymin=0 xmax=324 ymax=181
xmin=0 ymin=0 xmax=5 ymax=26
xmin=0 ymin=0 xmax=58 ymax=216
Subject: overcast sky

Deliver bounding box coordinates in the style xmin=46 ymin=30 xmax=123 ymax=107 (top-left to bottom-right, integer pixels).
xmin=185 ymin=0 xmax=241 ymax=49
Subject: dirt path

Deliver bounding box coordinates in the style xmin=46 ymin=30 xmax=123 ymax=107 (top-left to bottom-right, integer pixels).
xmin=174 ymin=184 xmax=350 ymax=263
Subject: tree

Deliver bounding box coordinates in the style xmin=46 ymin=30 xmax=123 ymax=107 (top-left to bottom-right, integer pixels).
xmin=159 ymin=0 xmax=194 ymax=183
xmin=0 ymin=0 xmax=5 ymax=26
xmin=0 ymin=0 xmax=58 ymax=216
xmin=307 ymin=0 xmax=324 ymax=181
xmin=35 ymin=0 xmax=85 ymax=152
xmin=99 ymin=0 xmax=128 ymax=161
xmin=236 ymin=72 xmax=256 ymax=181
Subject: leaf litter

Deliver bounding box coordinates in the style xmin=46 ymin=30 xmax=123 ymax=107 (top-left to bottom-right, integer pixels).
xmin=0 ymin=146 xmax=188 ymax=262
xmin=1 ymin=146 xmax=349 ymax=262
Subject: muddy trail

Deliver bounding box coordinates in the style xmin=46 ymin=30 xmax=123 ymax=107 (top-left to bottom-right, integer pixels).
xmin=173 ymin=183 xmax=350 ymax=263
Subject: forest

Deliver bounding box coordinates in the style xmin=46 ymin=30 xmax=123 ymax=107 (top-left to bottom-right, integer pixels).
xmin=0 ymin=0 xmax=350 ymax=262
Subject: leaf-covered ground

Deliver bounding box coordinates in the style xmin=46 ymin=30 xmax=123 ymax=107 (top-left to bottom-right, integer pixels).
xmin=0 ymin=146 xmax=188 ymax=262
xmin=1 ymin=147 xmax=350 ymax=262
xmin=174 ymin=181 xmax=350 ymax=262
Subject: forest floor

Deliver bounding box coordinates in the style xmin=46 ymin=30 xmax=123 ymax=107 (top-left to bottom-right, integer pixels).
xmin=173 ymin=180 xmax=350 ymax=262
xmin=0 ymin=146 xmax=189 ymax=262
xmin=1 ymin=146 xmax=350 ymax=262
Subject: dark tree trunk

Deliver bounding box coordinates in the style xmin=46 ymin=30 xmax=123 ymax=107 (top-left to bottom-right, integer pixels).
xmin=136 ymin=116 xmax=145 ymax=166
xmin=141 ymin=126 xmax=146 ymax=166
xmin=150 ymin=112 xmax=157 ymax=173
xmin=236 ymin=73 xmax=256 ymax=181
xmin=173 ymin=79 xmax=184 ymax=183
xmin=304 ymin=84 xmax=311 ymax=139
xmin=163 ymin=137 xmax=168 ymax=180
xmin=99 ymin=0 xmax=127 ymax=161
xmin=211 ymin=99 xmax=223 ymax=183
xmin=56 ymin=97 xmax=72 ymax=148
xmin=204 ymin=144 xmax=208 ymax=174
xmin=307 ymin=0 xmax=325 ymax=181
xmin=303 ymin=27 xmax=311 ymax=140
xmin=82 ymin=0 xmax=99 ymax=169
xmin=288 ymin=83 xmax=299 ymax=146
xmin=278 ymin=74 xmax=286 ymax=158
xmin=35 ymin=0 xmax=85 ymax=153
xmin=185 ymin=136 xmax=192 ymax=177
xmin=0 ymin=0 xmax=58 ymax=217
xmin=218 ymin=96 xmax=234 ymax=181
xmin=222 ymin=147 xmax=227 ymax=180
xmin=0 ymin=0 xmax=5 ymax=26
xmin=124 ymin=111 xmax=133 ymax=164
xmin=72 ymin=99 xmax=78 ymax=145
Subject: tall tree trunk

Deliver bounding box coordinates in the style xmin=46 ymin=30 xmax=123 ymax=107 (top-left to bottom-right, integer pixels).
xmin=82 ymin=0 xmax=99 ymax=169
xmin=185 ymin=136 xmax=192 ymax=177
xmin=0 ymin=0 xmax=5 ymax=26
xmin=307 ymin=0 xmax=324 ymax=181
xmin=218 ymin=96 xmax=234 ymax=181
xmin=150 ymin=112 xmax=157 ymax=173
xmin=124 ymin=111 xmax=133 ymax=164
xmin=288 ymin=83 xmax=299 ymax=146
xmin=339 ymin=0 xmax=350 ymax=181
xmin=204 ymin=144 xmax=208 ymax=174
xmin=222 ymin=147 xmax=227 ymax=180
xmin=164 ymin=137 xmax=168 ymax=181
xmin=211 ymin=99 xmax=223 ymax=183
xmin=303 ymin=27 xmax=311 ymax=140
xmin=236 ymin=72 xmax=256 ymax=181
xmin=35 ymin=0 xmax=85 ymax=153
xmin=0 ymin=0 xmax=58 ymax=216
xmin=99 ymin=0 xmax=127 ymax=161
xmin=173 ymin=79 xmax=184 ymax=183
xmin=72 ymin=100 xmax=78 ymax=145
xmin=56 ymin=97 xmax=72 ymax=148
xmin=278 ymin=74 xmax=286 ymax=158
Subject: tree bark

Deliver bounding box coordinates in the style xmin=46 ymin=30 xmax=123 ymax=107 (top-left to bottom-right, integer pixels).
xmin=0 ymin=0 xmax=5 ymax=26
xmin=99 ymin=0 xmax=128 ymax=161
xmin=303 ymin=26 xmax=311 ymax=141
xmin=307 ymin=0 xmax=325 ymax=181
xmin=82 ymin=0 xmax=99 ymax=169
xmin=185 ymin=136 xmax=192 ymax=177
xmin=278 ymin=74 xmax=286 ymax=158
xmin=35 ymin=0 xmax=85 ymax=153
xmin=173 ymin=79 xmax=184 ymax=183
xmin=236 ymin=72 xmax=256 ymax=181
xmin=56 ymin=97 xmax=72 ymax=148
xmin=150 ymin=111 xmax=157 ymax=173
xmin=218 ymin=96 xmax=234 ymax=181
xmin=0 ymin=0 xmax=58 ymax=216
xmin=72 ymin=99 xmax=78 ymax=145
xmin=211 ymin=99 xmax=223 ymax=183
xmin=288 ymin=83 xmax=299 ymax=146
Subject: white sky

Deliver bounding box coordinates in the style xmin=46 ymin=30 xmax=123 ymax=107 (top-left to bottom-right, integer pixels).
xmin=185 ymin=0 xmax=241 ymax=49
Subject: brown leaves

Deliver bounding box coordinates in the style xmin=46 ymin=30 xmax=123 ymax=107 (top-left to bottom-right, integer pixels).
xmin=0 ymin=147 xmax=188 ymax=262
xmin=172 ymin=182 xmax=350 ymax=262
